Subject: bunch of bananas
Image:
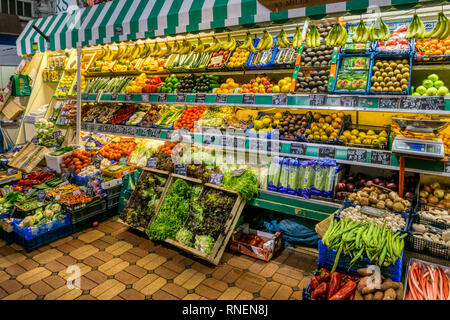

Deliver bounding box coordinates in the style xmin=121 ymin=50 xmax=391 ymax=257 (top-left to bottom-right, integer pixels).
xmin=277 ymin=29 xmax=291 ymax=48
xmin=405 ymin=14 xmax=425 ymax=40
xmin=305 ymin=25 xmax=321 ymax=48
xmin=424 ymin=11 xmax=450 ymax=40
xmin=222 ymin=34 xmax=237 ymax=51
xmin=238 ymin=32 xmax=256 ymax=52
xmin=325 ymin=23 xmax=348 ymax=47
xmin=164 ymin=42 xmax=172 ymax=56
xmin=291 ymin=26 xmax=302 ymax=49
xmin=193 ymin=38 xmax=205 ymax=53
xmin=150 ymin=42 xmax=164 ymax=57
xmin=256 ymin=30 xmax=274 ymax=51
xmin=352 ymin=20 xmax=369 ymax=43
xmin=205 ymin=35 xmax=221 ymax=52
xmin=368 ymin=18 xmax=390 ymax=41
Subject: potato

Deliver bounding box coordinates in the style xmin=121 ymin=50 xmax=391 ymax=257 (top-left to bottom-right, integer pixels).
xmin=374 ymin=291 xmax=384 ymax=300
xmin=383 ymin=288 xmax=396 ymax=300
xmin=354 ymin=290 xmax=364 ymax=300
xmin=395 ymin=283 xmax=404 ymax=300
xmin=364 ymin=293 xmax=374 ymax=300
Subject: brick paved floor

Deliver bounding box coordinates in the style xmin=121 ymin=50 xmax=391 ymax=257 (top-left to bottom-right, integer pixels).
xmin=0 ymin=217 xmax=317 ymax=300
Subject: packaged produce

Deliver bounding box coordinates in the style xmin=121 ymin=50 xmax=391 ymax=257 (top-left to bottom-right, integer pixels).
xmin=311 ymin=160 xmax=326 ymax=197
xmin=324 ymin=159 xmax=338 ymax=198
xmin=267 ymin=157 xmax=282 ymax=191
xmin=299 ymin=161 xmax=314 ymax=198
xmin=287 ymin=158 xmax=299 ymax=195
xmin=76 ymin=165 xmax=101 ymax=178
xmin=405 ymin=259 xmax=449 ymax=300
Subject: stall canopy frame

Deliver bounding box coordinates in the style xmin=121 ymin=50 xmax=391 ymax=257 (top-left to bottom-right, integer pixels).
xmin=16 ymin=0 xmax=446 ymax=56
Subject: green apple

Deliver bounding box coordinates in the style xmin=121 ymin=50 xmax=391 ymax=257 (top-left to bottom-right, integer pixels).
xmin=437 ymin=86 xmax=449 ymax=96
xmin=427 ymin=74 xmax=439 ymax=82
xmin=434 ymin=80 xmax=444 ymax=89
xmin=272 ymin=85 xmax=281 ymax=93
xmin=426 ymin=87 xmax=438 ymax=96
xmin=416 ymin=85 xmax=427 ymax=95
xmin=422 ymin=79 xmax=434 ymax=89
xmin=412 ymin=92 xmax=421 ymax=96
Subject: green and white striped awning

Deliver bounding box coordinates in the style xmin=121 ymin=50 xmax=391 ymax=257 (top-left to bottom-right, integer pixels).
xmin=16 ymin=0 xmax=440 ymax=55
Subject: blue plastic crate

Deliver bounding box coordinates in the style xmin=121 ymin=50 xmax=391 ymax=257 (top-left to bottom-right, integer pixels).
xmin=332 ymin=52 xmax=373 ymax=94
xmin=246 ymin=37 xmax=278 ymax=68
xmin=305 ymin=114 xmax=351 ymax=145
xmin=318 ymin=240 xmax=403 ymax=282
xmin=368 ymin=53 xmax=412 ymax=95
xmin=14 ymin=212 xmax=70 ymax=241
xmin=15 ymin=225 xmax=71 ymax=252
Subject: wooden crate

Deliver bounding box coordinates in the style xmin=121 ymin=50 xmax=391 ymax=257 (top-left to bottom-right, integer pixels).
xmin=314 ymin=211 xmax=337 ymax=239
xmin=8 ymin=143 xmax=49 ymax=173
xmin=149 ymin=174 xmax=244 ymax=265
xmin=120 ymin=168 xmax=171 ymax=231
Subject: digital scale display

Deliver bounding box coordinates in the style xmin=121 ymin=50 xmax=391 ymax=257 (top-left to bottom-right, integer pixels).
xmin=392 ymin=137 xmax=444 ymax=159
xmin=410 ymin=143 xmax=425 ymax=151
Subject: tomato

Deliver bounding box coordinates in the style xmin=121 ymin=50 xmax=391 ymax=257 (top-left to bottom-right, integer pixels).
xmin=92 ymin=221 xmax=99 ymax=227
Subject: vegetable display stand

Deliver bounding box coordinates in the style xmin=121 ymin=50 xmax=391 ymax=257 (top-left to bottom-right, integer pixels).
xmin=229 ymin=223 xmax=282 ymax=262
xmin=14 ymin=199 xmax=48 ymax=217
xmin=13 ymin=213 xmax=71 ymax=252
xmin=69 ymin=199 xmax=107 ymax=234
xmin=318 ymin=240 xmax=403 ymax=282
xmin=149 ymin=174 xmax=245 ymax=265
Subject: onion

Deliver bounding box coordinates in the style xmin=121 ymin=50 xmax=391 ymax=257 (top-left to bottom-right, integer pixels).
xmin=336 ymin=183 xmax=346 ymax=191
xmin=386 ymin=183 xmax=397 ymax=190
xmin=373 ymin=177 xmax=381 ymax=184
xmin=347 ymin=176 xmax=354 ymax=182
xmin=365 ymin=180 xmax=374 ymax=187
xmin=346 ymin=183 xmax=355 ymax=192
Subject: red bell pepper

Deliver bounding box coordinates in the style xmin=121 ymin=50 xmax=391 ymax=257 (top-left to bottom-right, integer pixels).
xmin=309 ymin=276 xmax=320 ymax=292
xmin=327 ymin=272 xmax=343 ymax=300
xmin=329 ymin=280 xmax=357 ymax=300
xmin=311 ymin=282 xmax=328 ymax=299
xmin=317 ymin=267 xmax=330 ymax=283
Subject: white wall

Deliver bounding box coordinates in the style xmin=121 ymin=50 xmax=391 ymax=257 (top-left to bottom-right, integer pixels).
xmin=0 ymin=66 xmax=16 ymax=88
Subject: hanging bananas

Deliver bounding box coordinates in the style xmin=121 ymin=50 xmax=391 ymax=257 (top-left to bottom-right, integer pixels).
xmin=277 ymin=29 xmax=291 ymax=48
xmin=305 ymin=25 xmax=321 ymax=48
xmin=352 ymin=20 xmax=369 ymax=43
xmin=405 ymin=14 xmax=425 ymax=40
xmin=325 ymin=23 xmax=348 ymax=47
xmin=424 ymin=11 xmax=450 ymax=40
xmin=222 ymin=34 xmax=237 ymax=52
xmin=238 ymin=32 xmax=256 ymax=52
xmin=205 ymin=35 xmax=221 ymax=52
xmin=368 ymin=18 xmax=390 ymax=41
xmin=193 ymin=37 xmax=205 ymax=53
xmin=291 ymin=26 xmax=302 ymax=49
xmin=255 ymin=30 xmax=273 ymax=51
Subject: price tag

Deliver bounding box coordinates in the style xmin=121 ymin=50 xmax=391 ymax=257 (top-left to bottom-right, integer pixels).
xmin=318 ymin=146 xmax=336 ymax=158
xmin=309 ymin=94 xmax=327 ymax=106
xmin=119 ymin=157 xmax=128 ymax=165
xmin=195 ymin=94 xmax=206 ymax=103
xmin=141 ymin=127 xmax=151 ymax=137
xmin=267 ymin=140 xmax=280 ymax=153
xmin=125 ymin=93 xmax=133 ymax=102
xmin=215 ymin=94 xmax=227 ymax=104
xmin=36 ymin=190 xmax=47 ymax=202
xmin=242 ymin=94 xmax=255 ymax=105
xmin=234 ymin=137 xmax=246 ymax=149
xmin=400 ymin=97 xmax=421 ymax=110
xmin=92 ymin=153 xmax=104 ymax=169
xmin=290 ymin=143 xmax=306 ymax=155
xmin=61 ymin=172 xmax=70 ymax=181
xmin=249 ymin=138 xmax=259 ymax=150
xmin=176 ymin=93 xmax=186 ymax=102
xmin=31 ymin=137 xmax=38 ymax=144
xmin=142 ymin=93 xmax=150 ymax=103
xmin=346 ymin=149 xmax=367 ymax=163
xmin=221 ymin=135 xmax=231 ymax=147
xmin=44 ymin=167 xmax=56 ymax=174
xmin=53 ymin=130 xmax=62 ymax=139
xmin=165 ymin=130 xmax=172 ymax=141
xmin=209 ymin=173 xmax=224 ymax=185
xmin=110 ymin=93 xmax=118 ymax=101
xmin=158 ymin=93 xmax=168 ymax=102
xmin=151 ymin=128 xmax=161 ymax=138
xmin=445 ymin=161 xmax=450 ymax=174
xmin=231 ymin=168 xmax=246 ymax=177
xmin=203 ymin=135 xmax=216 ymax=145
xmin=272 ymin=94 xmax=287 ymax=106
xmin=85 ymin=178 xmax=95 ymax=197
xmin=340 ymin=96 xmax=359 ymax=108
xmin=104 ymin=124 xmax=114 ymax=133
xmin=174 ymin=164 xmax=187 ymax=176
xmin=421 ymin=97 xmax=445 ymax=111
xmin=146 ymin=158 xmax=157 ymax=169
xmin=25 ymin=188 xmax=36 ymax=198
xmin=125 ymin=126 xmax=139 ymax=136
xmin=370 ymin=151 xmax=391 ymax=165
xmin=6 ymin=168 xmax=17 ymax=176
xmin=114 ymin=125 xmax=125 ymax=135
xmin=82 ymin=93 xmax=89 ymax=100
xmin=210 ymin=55 xmax=223 ymax=65
xmin=379 ymin=97 xmax=399 ymax=109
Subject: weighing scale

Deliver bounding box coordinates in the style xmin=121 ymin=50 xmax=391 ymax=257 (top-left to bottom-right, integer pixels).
xmin=391 ymin=117 xmax=449 ymax=197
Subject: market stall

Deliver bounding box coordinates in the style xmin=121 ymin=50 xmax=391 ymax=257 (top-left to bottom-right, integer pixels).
xmin=0 ymin=0 xmax=448 ymax=300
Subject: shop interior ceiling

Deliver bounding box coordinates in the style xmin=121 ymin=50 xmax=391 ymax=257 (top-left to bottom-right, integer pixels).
xmin=17 ymin=0 xmax=450 ymax=55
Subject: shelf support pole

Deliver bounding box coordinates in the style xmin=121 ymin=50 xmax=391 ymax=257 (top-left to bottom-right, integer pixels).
xmin=76 ymin=46 xmax=81 ymax=146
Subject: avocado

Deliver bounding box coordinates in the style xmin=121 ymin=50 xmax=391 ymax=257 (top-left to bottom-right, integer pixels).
xmin=313 ymin=76 xmax=321 ymax=81
xmin=314 ymin=61 xmax=321 ymax=67
xmin=318 ymin=70 xmax=326 ymax=76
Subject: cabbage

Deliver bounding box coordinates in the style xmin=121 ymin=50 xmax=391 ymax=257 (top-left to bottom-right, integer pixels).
xmin=194 ymin=235 xmax=215 ymax=255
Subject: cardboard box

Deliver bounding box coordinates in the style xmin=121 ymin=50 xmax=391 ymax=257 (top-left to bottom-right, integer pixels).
xmin=229 ymin=223 xmax=282 ymax=262
xmin=1 ymin=97 xmax=25 ymax=120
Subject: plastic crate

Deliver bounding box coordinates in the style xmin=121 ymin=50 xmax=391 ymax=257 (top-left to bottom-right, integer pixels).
xmin=414 ymin=201 xmax=450 ymax=230
xmin=318 ymin=240 xmax=403 ymax=282
xmin=69 ymin=199 xmax=107 ymax=225
xmin=105 ymin=184 xmax=122 ymax=198
xmin=14 ymin=212 xmax=70 ymax=241
xmin=15 ymin=224 xmax=71 ymax=252
xmin=306 ymin=114 xmax=351 ymax=145
xmin=332 ymin=53 xmax=373 ymax=94
xmin=0 ymin=212 xmax=15 ymax=244
xmin=106 ymin=194 xmax=120 ymax=211
xmin=247 ymin=37 xmax=278 ymax=68
xmin=0 ymin=227 xmax=15 ymax=244
xmin=71 ymin=170 xmax=101 ymax=186
xmin=368 ymin=53 xmax=412 ymax=95
xmin=70 ymin=211 xmax=107 ymax=234
xmin=342 ymin=124 xmax=391 ymax=150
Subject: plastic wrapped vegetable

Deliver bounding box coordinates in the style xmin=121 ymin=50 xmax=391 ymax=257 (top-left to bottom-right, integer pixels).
xmin=267 ymin=157 xmax=282 ymax=192
xmin=300 ymin=161 xmax=315 ymax=198
xmin=278 ymin=158 xmax=290 ymax=194
xmin=311 ymin=160 xmax=325 ymax=197
xmin=287 ymin=158 xmax=299 ymax=195
xmin=297 ymin=162 xmax=305 ymax=197
xmin=323 ymin=159 xmax=338 ymax=198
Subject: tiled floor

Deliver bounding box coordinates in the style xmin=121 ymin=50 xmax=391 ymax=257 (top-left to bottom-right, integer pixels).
xmin=0 ymin=217 xmax=317 ymax=300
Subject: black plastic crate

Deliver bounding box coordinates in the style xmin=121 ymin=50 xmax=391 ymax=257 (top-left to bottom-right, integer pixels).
xmin=69 ymin=199 xmax=107 ymax=225
xmin=414 ymin=201 xmax=450 ymax=230
xmin=105 ymin=184 xmax=122 ymax=198
xmin=70 ymin=210 xmax=107 ymax=234
xmin=0 ymin=228 xmax=15 ymax=244
xmin=106 ymin=194 xmax=120 ymax=210
xmin=15 ymin=225 xmax=71 ymax=252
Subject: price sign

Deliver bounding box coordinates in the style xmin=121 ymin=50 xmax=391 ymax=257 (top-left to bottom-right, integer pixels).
xmin=445 ymin=161 xmax=450 ymax=174
xmin=318 ymin=146 xmax=336 ymax=159
xmin=174 ymin=164 xmax=187 ymax=176
xmin=92 ymin=153 xmax=104 ymax=169
xmin=61 ymin=172 xmax=70 ymax=181
xmin=104 ymin=124 xmax=114 ymax=133
xmin=195 ymin=94 xmax=206 ymax=103
xmin=209 ymin=173 xmax=224 ymax=185
xmin=370 ymin=151 xmax=391 ymax=165
xmin=379 ymin=97 xmax=399 ymax=109
xmin=231 ymin=168 xmax=246 ymax=177
xmin=272 ymin=94 xmax=287 ymax=106
xmin=82 ymin=93 xmax=89 ymax=100
xmin=151 ymin=128 xmax=161 ymax=138
xmin=142 ymin=93 xmax=150 ymax=103
xmin=125 ymin=93 xmax=133 ymax=102
xmin=215 ymin=94 xmax=227 ymax=104
xmin=346 ymin=149 xmax=367 ymax=163
xmin=165 ymin=130 xmax=172 ymax=141
xmin=203 ymin=135 xmax=216 ymax=145
xmin=400 ymin=97 xmax=421 ymax=110
xmin=86 ymin=178 xmax=95 ymax=197
xmin=110 ymin=93 xmax=118 ymax=101
xmin=140 ymin=127 xmax=151 ymax=137
xmin=36 ymin=190 xmax=47 ymax=202
xmin=421 ymin=97 xmax=445 ymax=111
xmin=146 ymin=158 xmax=157 ymax=169
xmin=158 ymin=93 xmax=168 ymax=102
xmin=221 ymin=135 xmax=231 ymax=147
xmin=25 ymin=188 xmax=36 ymax=198
xmin=267 ymin=140 xmax=280 ymax=153
xmin=340 ymin=96 xmax=359 ymax=108
xmin=6 ymin=168 xmax=17 ymax=176
xmin=290 ymin=143 xmax=306 ymax=155
xmin=309 ymin=94 xmax=327 ymax=106
xmin=125 ymin=126 xmax=139 ymax=136
xmin=176 ymin=93 xmax=186 ymax=102
xmin=53 ymin=130 xmax=62 ymax=139
xmin=242 ymin=94 xmax=255 ymax=105
xmin=119 ymin=157 xmax=128 ymax=165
